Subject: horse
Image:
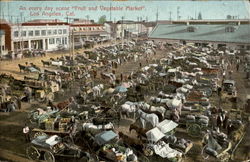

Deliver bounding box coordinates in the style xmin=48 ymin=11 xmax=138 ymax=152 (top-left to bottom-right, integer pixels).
xmin=92 ymin=117 xmax=110 ymax=125
xmin=129 ymin=123 xmax=149 ymax=139
xmin=92 ymin=84 xmax=104 ymax=97
xmin=41 ymin=60 xmax=51 ymax=67
xmin=136 ymin=109 xmax=159 ymax=129
xmin=83 ymin=122 xmax=114 ymax=133
xmin=18 ymin=64 xmax=28 ymax=73
xmin=30 ymin=63 xmax=41 ymax=72
xmin=139 ymin=102 xmax=166 ymax=119
xmin=120 ymin=102 xmax=138 ymax=119
xmin=118 ymin=132 xmax=144 ymax=151
xmin=40 ymin=51 xmax=46 ymax=57
xmin=56 ymin=100 xmax=70 ymax=110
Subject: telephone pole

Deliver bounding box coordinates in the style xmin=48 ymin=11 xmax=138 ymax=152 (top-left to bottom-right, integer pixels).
xmin=121 ymin=16 xmax=124 ymax=49
xmin=110 ymin=3 xmax=112 ymax=22
xmin=177 ymin=6 xmax=180 ymax=20
xmin=156 ymin=7 xmax=159 ymax=22
xmin=169 ymin=11 xmax=172 ymax=21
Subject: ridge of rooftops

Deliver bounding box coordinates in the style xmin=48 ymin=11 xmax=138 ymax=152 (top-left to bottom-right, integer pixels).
xmin=0 ymin=18 xmax=157 ymax=26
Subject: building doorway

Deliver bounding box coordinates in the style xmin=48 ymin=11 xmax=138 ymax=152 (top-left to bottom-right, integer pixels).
xmin=31 ymin=40 xmax=43 ymax=50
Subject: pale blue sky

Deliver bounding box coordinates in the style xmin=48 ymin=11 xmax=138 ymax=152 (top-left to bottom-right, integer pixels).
xmin=0 ymin=1 xmax=249 ymax=23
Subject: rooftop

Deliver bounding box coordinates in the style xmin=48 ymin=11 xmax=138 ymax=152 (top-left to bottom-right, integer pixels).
xmin=149 ymin=24 xmax=250 ymax=44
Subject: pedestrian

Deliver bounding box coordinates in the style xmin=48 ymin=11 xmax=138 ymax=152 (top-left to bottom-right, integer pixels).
xmin=120 ymin=73 xmax=123 ymax=81
xmin=236 ymin=63 xmax=240 ymax=71
xmin=23 ymin=124 xmax=30 ymax=142
xmin=1 ymin=87 xmax=6 ymax=103
xmin=24 ymin=87 xmax=32 ymax=103
xmin=217 ymin=114 xmax=223 ymax=128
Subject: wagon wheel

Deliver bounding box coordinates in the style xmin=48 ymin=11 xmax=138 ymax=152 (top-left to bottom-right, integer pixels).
xmin=28 ymin=111 xmax=39 ymax=124
xmin=37 ymin=97 xmax=46 ymax=103
xmin=26 ymin=146 xmax=40 ymax=160
xmin=33 ymin=132 xmax=47 ymax=138
xmin=143 ymin=145 xmax=154 ymax=157
xmin=187 ymin=123 xmax=201 ymax=137
xmin=201 ymin=145 xmax=210 ymax=160
xmin=44 ymin=150 xmax=55 ymax=162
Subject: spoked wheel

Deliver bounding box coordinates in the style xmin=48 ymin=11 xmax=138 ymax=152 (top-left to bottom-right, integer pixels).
xmin=201 ymin=145 xmax=210 ymax=160
xmin=26 ymin=146 xmax=40 ymax=160
xmin=28 ymin=111 xmax=39 ymax=124
xmin=33 ymin=132 xmax=47 ymax=139
xmin=187 ymin=124 xmax=201 ymax=137
xmin=44 ymin=150 xmax=55 ymax=162
xmin=143 ymin=145 xmax=154 ymax=157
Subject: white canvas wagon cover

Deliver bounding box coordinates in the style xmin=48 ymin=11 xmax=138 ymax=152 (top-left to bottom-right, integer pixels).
xmin=157 ymin=119 xmax=178 ymax=134
xmin=146 ymin=127 xmax=165 ymax=142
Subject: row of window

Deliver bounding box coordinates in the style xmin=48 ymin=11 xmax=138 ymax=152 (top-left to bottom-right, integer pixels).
xmin=14 ymin=29 xmax=68 ymax=37
xmin=49 ymin=37 xmax=68 ymax=45
xmin=73 ymin=27 xmax=105 ymax=31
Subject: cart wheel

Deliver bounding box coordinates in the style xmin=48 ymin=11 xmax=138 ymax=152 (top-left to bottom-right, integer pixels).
xmin=44 ymin=150 xmax=55 ymax=162
xmin=143 ymin=145 xmax=154 ymax=157
xmin=34 ymin=132 xmax=47 ymax=138
xmin=26 ymin=146 xmax=40 ymax=160
xmin=187 ymin=124 xmax=201 ymax=137
xmin=28 ymin=111 xmax=39 ymax=124
xmin=201 ymin=145 xmax=210 ymax=160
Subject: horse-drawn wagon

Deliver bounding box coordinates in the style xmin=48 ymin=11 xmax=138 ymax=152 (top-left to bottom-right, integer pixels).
xmin=26 ymin=134 xmax=94 ymax=162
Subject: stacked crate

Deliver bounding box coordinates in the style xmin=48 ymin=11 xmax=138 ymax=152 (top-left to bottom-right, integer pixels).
xmin=45 ymin=118 xmax=55 ymax=130
xmin=59 ymin=118 xmax=71 ymax=132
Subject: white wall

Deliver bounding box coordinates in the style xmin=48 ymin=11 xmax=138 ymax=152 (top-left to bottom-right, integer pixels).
xmin=11 ymin=24 xmax=69 ymax=51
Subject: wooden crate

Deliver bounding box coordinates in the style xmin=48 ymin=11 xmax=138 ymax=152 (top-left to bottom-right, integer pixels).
xmin=59 ymin=118 xmax=71 ymax=132
xmin=45 ymin=118 xmax=55 ymax=130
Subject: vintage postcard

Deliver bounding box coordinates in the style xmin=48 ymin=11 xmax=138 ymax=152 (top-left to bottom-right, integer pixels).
xmin=0 ymin=1 xmax=250 ymax=162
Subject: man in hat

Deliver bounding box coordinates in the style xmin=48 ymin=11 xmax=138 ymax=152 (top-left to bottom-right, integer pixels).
xmin=23 ymin=124 xmax=30 ymax=142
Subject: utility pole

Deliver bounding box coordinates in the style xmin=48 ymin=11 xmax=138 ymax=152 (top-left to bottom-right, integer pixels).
xmin=169 ymin=11 xmax=172 ymax=21
xmin=109 ymin=3 xmax=112 ymax=21
xmin=20 ymin=12 xmax=24 ymax=55
xmin=156 ymin=7 xmax=159 ymax=22
xmin=177 ymin=6 xmax=180 ymax=20
xmin=121 ymin=16 xmax=124 ymax=49
xmin=72 ymin=29 xmax=75 ymax=60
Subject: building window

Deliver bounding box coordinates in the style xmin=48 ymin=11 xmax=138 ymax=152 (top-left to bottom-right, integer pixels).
xmin=56 ymin=38 xmax=61 ymax=44
xmin=47 ymin=30 xmax=52 ymax=35
xmin=28 ymin=31 xmax=33 ymax=36
xmin=247 ymin=46 xmax=250 ymax=50
xmin=89 ymin=27 xmax=91 ymax=31
xmin=41 ymin=30 xmax=46 ymax=36
xmin=2 ymin=45 xmax=4 ymax=50
xmin=53 ymin=29 xmax=57 ymax=35
xmin=65 ymin=37 xmax=67 ymax=45
xmin=225 ymin=26 xmax=235 ymax=32
xmin=63 ymin=29 xmax=67 ymax=34
xmin=21 ymin=31 xmax=26 ymax=37
xmin=35 ymin=30 xmax=40 ymax=36
xmin=58 ymin=29 xmax=62 ymax=34
xmin=49 ymin=38 xmax=55 ymax=44
xmin=187 ymin=26 xmax=196 ymax=32
xmin=14 ymin=31 xmax=19 ymax=37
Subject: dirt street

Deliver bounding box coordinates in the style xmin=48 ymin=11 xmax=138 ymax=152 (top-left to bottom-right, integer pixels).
xmin=0 ymin=46 xmax=249 ymax=162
